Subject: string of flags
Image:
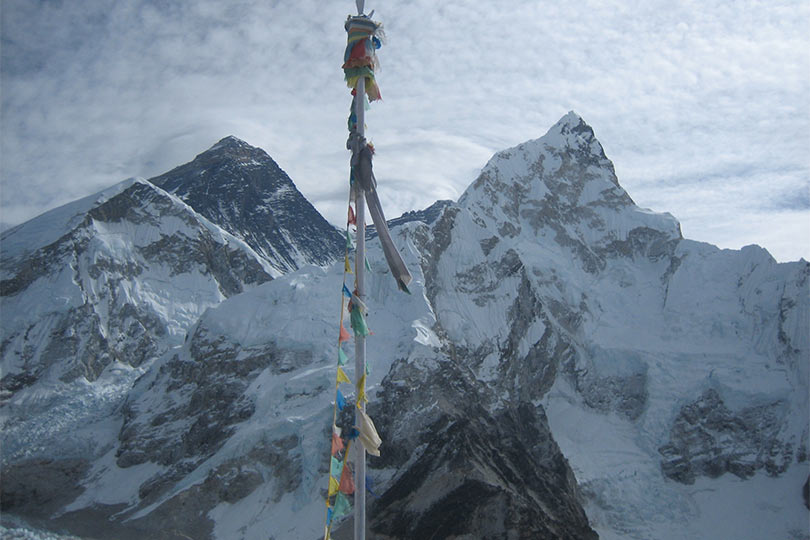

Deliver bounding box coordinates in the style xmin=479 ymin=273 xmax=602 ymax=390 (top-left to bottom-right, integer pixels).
xmin=324 ymin=11 xmax=411 ymax=539
xmin=323 ymin=197 xmax=383 ymax=538
xmin=325 ymin=21 xmax=381 ymax=523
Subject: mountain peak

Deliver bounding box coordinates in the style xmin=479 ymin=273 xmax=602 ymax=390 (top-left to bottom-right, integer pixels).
xmin=460 ymin=112 xmax=617 ymax=210
xmin=542 ymin=111 xmax=605 ymax=159
xmin=196 ymin=136 xmax=269 ymax=164
xmin=148 ymin=138 xmax=344 ymax=272
xmin=208 ymin=135 xmax=254 ymax=153
xmin=459 ymin=113 xmax=681 ymax=258
xmin=558 ymin=110 xmax=585 ymax=127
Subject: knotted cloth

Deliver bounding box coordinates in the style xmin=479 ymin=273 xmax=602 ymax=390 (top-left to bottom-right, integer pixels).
xmin=348 ymin=132 xmax=413 ymax=291
xmin=343 ymin=15 xmax=384 ymax=101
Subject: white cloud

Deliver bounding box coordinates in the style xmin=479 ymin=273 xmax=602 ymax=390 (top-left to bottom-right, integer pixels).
xmin=1 ymin=0 xmax=808 ymax=261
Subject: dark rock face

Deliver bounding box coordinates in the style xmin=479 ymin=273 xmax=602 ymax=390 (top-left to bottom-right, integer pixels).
xmin=0 ymin=458 xmax=90 ymax=517
xmin=149 ymin=136 xmax=344 ymax=272
xmin=330 ymin=353 xmax=597 ymax=540
xmin=569 ymin=347 xmax=649 ymax=421
xmin=658 ymin=389 xmax=791 ymax=483
xmin=380 ymin=408 xmax=593 ymax=540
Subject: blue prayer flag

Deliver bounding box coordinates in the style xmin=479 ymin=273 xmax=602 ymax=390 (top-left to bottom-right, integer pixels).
xmin=337 ymin=389 xmax=346 ymax=410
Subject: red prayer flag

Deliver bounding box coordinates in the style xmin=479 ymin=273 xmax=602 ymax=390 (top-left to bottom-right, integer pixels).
xmin=339 ymin=323 xmax=351 ymax=343
xmin=339 ymin=461 xmax=355 ymax=495
xmin=331 ymin=432 xmax=344 ymax=456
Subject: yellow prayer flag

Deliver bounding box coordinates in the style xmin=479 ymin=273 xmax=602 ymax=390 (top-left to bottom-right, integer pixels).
xmin=356 ymin=373 xmax=369 ymax=406
xmin=336 ymin=367 xmax=351 ymax=385
xmin=328 ymin=475 xmax=340 ymax=496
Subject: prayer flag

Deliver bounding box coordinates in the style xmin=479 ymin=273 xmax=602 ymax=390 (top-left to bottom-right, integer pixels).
xmin=333 ymin=492 xmax=352 ymax=520
xmin=337 ymin=347 xmax=348 ymax=366
xmin=339 ymin=323 xmax=351 ymax=343
xmin=328 ymin=475 xmax=340 ymax=496
xmin=357 ymin=373 xmax=369 ymax=405
xmin=331 ymin=456 xmax=344 ymax=478
xmin=337 ymin=367 xmax=351 ymax=385
xmin=331 ymin=430 xmax=344 ymax=455
xmin=339 ymin=460 xmax=355 ymax=494
xmin=350 ymin=305 xmax=370 ymax=336
xmin=336 ymin=389 xmax=346 ymax=411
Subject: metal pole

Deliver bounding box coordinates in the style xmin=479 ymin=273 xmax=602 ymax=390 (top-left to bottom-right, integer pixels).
xmin=353 ymin=74 xmax=367 ymax=540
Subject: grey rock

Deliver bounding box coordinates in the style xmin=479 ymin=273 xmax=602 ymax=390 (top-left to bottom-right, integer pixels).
xmin=659 ymin=388 xmax=791 ymax=483
xmin=333 ymin=352 xmax=597 ymax=540
xmin=0 ymin=458 xmax=90 ymax=518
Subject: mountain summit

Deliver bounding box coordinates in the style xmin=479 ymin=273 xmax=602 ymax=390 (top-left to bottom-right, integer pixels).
xmin=460 ymin=112 xmax=681 ymax=273
xmin=149 ymin=136 xmax=343 ymax=273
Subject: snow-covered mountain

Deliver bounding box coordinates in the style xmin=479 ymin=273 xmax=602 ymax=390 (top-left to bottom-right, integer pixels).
xmin=149 ymin=136 xmax=344 ymax=273
xmin=0 ymin=176 xmax=278 ymax=389
xmin=1 ymin=114 xmax=807 ymax=540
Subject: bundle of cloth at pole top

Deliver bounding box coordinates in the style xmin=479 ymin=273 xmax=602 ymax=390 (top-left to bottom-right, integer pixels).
xmin=343 ymin=15 xmax=384 ymax=101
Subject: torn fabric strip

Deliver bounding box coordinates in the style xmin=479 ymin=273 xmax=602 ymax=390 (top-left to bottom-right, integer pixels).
xmin=355 ymin=407 xmax=382 ymax=457
xmin=350 ymin=137 xmax=412 ymax=290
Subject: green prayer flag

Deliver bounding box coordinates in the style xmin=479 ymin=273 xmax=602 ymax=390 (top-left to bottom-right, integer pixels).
xmin=338 ymin=347 xmax=349 ymax=366
xmin=350 ymin=305 xmax=370 ymax=337
xmin=330 ymin=456 xmax=344 ymax=478
xmin=333 ymin=491 xmax=352 ymax=520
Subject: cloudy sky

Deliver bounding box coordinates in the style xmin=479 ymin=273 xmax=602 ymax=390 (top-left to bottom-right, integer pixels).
xmin=1 ymin=0 xmax=808 ymax=262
